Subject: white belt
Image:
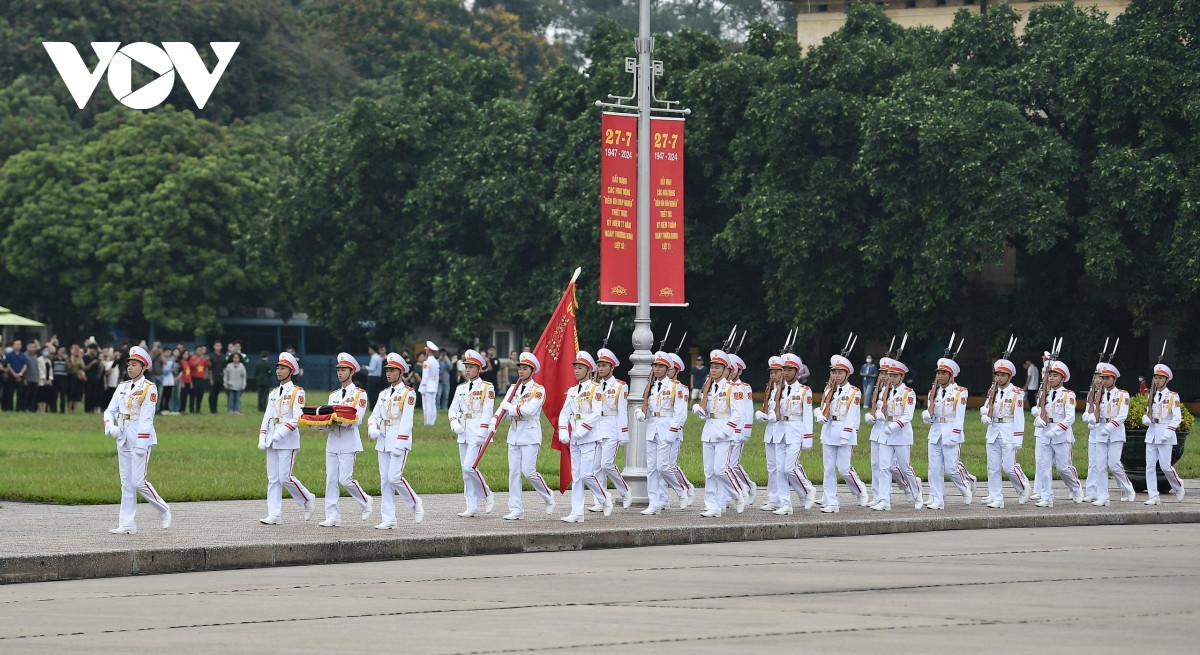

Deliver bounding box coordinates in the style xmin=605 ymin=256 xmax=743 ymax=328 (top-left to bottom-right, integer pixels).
xmin=118 ymin=413 xmax=133 ymax=420
xmin=708 ymin=412 xmax=728 ymax=419
xmin=460 ymin=413 xmax=477 ymax=419
xmin=829 ymin=415 xmax=843 ymax=421
xmin=935 ymin=417 xmax=951 ymax=423
xmin=1152 ymin=419 xmax=1164 ymax=424
xmin=600 ymin=411 xmax=618 ymax=417
xmin=510 ymin=416 xmax=536 ymax=422
xmin=994 ymin=418 xmax=1011 ymax=424
xmin=573 ymin=413 xmax=584 ymax=419
xmin=651 ymin=411 xmax=668 ymax=417
xmin=782 ymin=416 xmax=800 ymax=422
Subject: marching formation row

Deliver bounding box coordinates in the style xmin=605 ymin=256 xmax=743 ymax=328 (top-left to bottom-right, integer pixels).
xmin=98 ymin=343 xmax=1186 ymax=533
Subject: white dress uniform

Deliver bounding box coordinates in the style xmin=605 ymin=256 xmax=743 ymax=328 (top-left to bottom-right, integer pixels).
xmin=665 ymin=354 xmax=696 ymax=508
xmin=727 ymin=355 xmax=755 ymax=503
xmin=593 ymin=348 xmax=631 ymax=504
xmin=868 ymin=369 xmax=923 ymax=510
xmin=1033 ymin=361 xmax=1082 ymax=507
xmin=980 ymin=359 xmax=1030 ymax=508
xmin=322 ymin=366 xmax=372 ymax=523
xmin=774 ymin=356 xmax=816 ymax=513
xmin=367 ymin=353 xmax=423 ymax=527
xmin=693 ymin=350 xmax=747 ymax=516
xmin=1143 ymin=363 xmax=1185 ymax=504
xmin=921 ymin=358 xmax=976 ymax=508
xmin=420 ymin=343 xmax=440 ymax=426
xmin=637 ymin=352 xmax=689 ymax=513
xmin=103 ymin=346 xmax=170 ymax=533
xmin=449 ymin=349 xmax=496 ymax=514
xmin=501 ymin=354 xmax=554 ymax=518
xmin=865 ymin=356 xmax=904 ymax=504
xmin=559 ymin=351 xmax=610 ymax=521
xmin=257 ymin=352 xmax=315 ymax=523
xmin=758 ymin=357 xmax=786 ymax=510
xmin=1082 ymin=363 xmax=1133 ymax=505
xmin=815 ymin=355 xmax=867 ymax=511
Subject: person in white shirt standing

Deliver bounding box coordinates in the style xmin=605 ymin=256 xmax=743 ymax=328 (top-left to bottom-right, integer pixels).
xmin=635 ymin=351 xmax=689 ymax=514
xmin=866 ymin=358 xmax=923 ymax=511
xmin=497 ymin=352 xmax=555 ymax=520
xmin=1032 ymin=360 xmax=1082 ymax=508
xmin=367 ymin=352 xmax=424 ymax=528
xmin=1142 ymin=363 xmax=1185 ymax=505
xmin=103 ymin=346 xmax=171 ymax=533
xmin=592 ymin=348 xmax=632 ymax=510
xmin=449 ymin=349 xmax=497 ymax=517
xmin=1082 ymin=361 xmax=1133 ymax=506
xmin=419 ymin=341 xmax=440 ymax=426
xmin=317 ymin=352 xmax=373 ymax=526
xmin=815 ymin=354 xmax=868 ymax=513
xmin=692 ymin=349 xmax=746 ymax=517
xmin=256 ymin=351 xmax=315 ymax=524
xmin=559 ymin=351 xmax=611 ymax=522
xmin=920 ymin=357 xmax=975 ymax=509
xmin=980 ymin=358 xmax=1031 ymax=508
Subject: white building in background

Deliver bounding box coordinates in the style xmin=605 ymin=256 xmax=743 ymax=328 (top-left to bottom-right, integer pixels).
xmin=796 ymin=0 xmax=1130 ymax=49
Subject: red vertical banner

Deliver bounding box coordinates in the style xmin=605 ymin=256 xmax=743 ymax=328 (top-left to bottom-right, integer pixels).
xmin=599 ymin=112 xmax=638 ymax=305
xmin=649 ymin=117 xmax=685 ymax=306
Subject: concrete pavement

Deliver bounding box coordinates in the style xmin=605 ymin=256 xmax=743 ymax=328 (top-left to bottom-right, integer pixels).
xmin=2 ymin=479 xmax=1196 ymax=583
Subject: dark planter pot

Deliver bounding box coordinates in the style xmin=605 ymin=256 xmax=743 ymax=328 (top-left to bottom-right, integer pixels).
xmin=1121 ymin=429 xmax=1188 ymax=493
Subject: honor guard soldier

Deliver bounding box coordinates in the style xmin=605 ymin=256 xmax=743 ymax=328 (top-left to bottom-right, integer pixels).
xmin=592 ymin=348 xmax=632 ymax=510
xmin=815 ymin=354 xmax=868 ymax=513
xmin=665 ymin=353 xmax=696 ymax=508
xmin=727 ymin=355 xmax=756 ymax=506
xmin=1081 ymin=367 xmax=1106 ymax=503
xmin=691 ymin=349 xmax=746 ymax=517
xmin=865 ymin=357 xmax=896 ymax=508
xmin=921 ymin=358 xmax=977 ymax=508
xmin=419 ymin=341 xmax=440 ymax=426
xmin=449 ymin=349 xmax=497 ymax=517
xmin=1032 ymin=360 xmax=1083 ymax=507
xmin=635 ymin=351 xmax=689 ymax=514
xmin=1142 ymin=364 xmax=1185 ymax=505
xmin=496 ymin=352 xmax=555 ymax=520
xmin=559 ymin=351 xmax=612 ymax=522
xmin=257 ymin=351 xmax=315 ymax=524
xmin=1082 ymin=362 xmax=1133 ymax=506
xmin=865 ymin=358 xmax=923 ymax=511
xmin=103 ymin=346 xmax=171 ymax=533
xmin=317 ymin=352 xmax=373 ymax=526
xmin=980 ymin=359 xmax=1031 ymax=508
xmin=366 ymin=352 xmax=424 ymax=528
xmin=762 ymin=353 xmax=817 ymax=514
xmin=757 ymin=356 xmax=786 ymax=512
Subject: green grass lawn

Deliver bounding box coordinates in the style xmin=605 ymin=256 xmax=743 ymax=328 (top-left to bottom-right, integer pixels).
xmin=2 ymin=401 xmax=1196 ymax=504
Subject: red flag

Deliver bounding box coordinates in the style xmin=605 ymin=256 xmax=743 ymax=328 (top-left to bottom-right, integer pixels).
xmin=532 ymin=270 xmax=581 ymax=493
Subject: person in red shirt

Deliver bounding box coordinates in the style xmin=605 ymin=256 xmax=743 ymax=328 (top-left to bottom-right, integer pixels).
xmin=188 ymin=345 xmax=209 ymax=414
xmin=179 ymin=350 xmax=193 ymax=414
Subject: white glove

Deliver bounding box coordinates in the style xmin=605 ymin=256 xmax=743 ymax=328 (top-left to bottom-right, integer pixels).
xmin=105 ymin=423 xmax=119 ymax=438
xmin=980 ymin=414 xmax=992 ymax=425
xmin=874 ymin=410 xmax=886 ymax=421
xmin=499 ymin=401 xmax=516 ymax=414
xmin=766 ymin=413 xmax=777 ymax=424
xmin=691 ymin=403 xmax=707 ymax=418
xmin=1141 ymin=415 xmax=1151 ymax=427
xmin=257 ymin=433 xmax=267 ymax=450
xmin=558 ymin=429 xmax=570 ymax=445
xmin=884 ymin=422 xmax=895 ymax=435
xmin=755 ymin=411 xmax=768 ymax=422
xmin=1034 ymin=416 xmax=1047 ymax=428
xmin=1082 ymin=412 xmax=1095 ymax=425
xmin=487 ymin=418 xmax=498 ymax=434
xmin=815 ymin=413 xmax=828 ymax=424
xmin=367 ymin=427 xmax=381 ymax=441
xmin=802 ymin=436 xmax=814 ymax=451
xmin=864 ymin=412 xmax=876 ymax=424
xmin=635 ymin=408 xmax=646 ymax=422
xmin=450 ymin=418 xmax=462 ymax=434
xmin=1099 ymin=422 xmax=1112 ymax=438
xmin=921 ymin=409 xmax=932 ymax=424
xmin=1029 ymin=406 xmax=1041 ymax=420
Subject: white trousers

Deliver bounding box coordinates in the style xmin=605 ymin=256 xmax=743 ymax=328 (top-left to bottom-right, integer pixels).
xmin=870 ymin=440 xmax=884 ymax=500
xmin=459 ymin=441 xmax=493 ymax=511
xmin=821 ymin=443 xmax=865 ymax=508
xmin=378 ymin=450 xmax=419 ymax=523
xmin=598 ymin=438 xmax=629 ymax=497
xmin=507 ymin=443 xmax=552 ymax=514
xmin=667 ymin=438 xmax=693 ymax=497
xmin=646 ymin=437 xmax=669 ymax=509
xmin=116 ymin=443 xmax=169 ymax=529
xmin=729 ymin=440 xmax=752 ymax=491
xmin=421 ymin=392 xmax=437 ymax=425
xmin=879 ymin=444 xmax=922 ymax=503
xmin=324 ymin=451 xmax=369 ymax=520
xmin=927 ymin=441 xmax=975 ymax=505
xmin=1088 ymin=441 xmax=1133 ymax=502
xmin=985 ymin=441 xmax=1028 ymax=499
xmin=778 ymin=441 xmax=815 ymax=508
xmin=1085 ymin=437 xmax=1101 ymax=497
xmin=1034 ymin=438 xmax=1081 ymax=499
xmin=266 ymin=448 xmax=312 ymax=518
xmin=764 ymin=440 xmax=782 ymax=504
xmin=1145 ymin=443 xmax=1184 ymax=499
xmin=702 ymin=440 xmax=741 ymax=511
xmin=570 ymin=441 xmax=608 ymax=516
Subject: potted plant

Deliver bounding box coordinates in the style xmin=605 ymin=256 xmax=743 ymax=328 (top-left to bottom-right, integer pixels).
xmin=1120 ymin=392 xmax=1193 ymax=492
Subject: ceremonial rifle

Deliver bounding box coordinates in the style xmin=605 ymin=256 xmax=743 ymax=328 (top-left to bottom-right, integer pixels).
xmin=700 ymin=325 xmax=737 ymax=412
xmin=821 ymin=332 xmax=857 ymax=420
xmin=986 ymin=335 xmax=1017 ymax=421
xmin=1036 ymin=337 xmax=1064 ymax=424
xmin=643 ymin=323 xmax=672 ymax=405
xmin=1149 ymin=339 xmax=1167 ymax=422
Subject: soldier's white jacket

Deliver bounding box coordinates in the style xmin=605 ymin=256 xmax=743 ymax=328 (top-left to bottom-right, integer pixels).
xmin=817 ymin=382 xmax=862 ymax=446
xmin=876 ymin=383 xmax=916 ymax=446
xmin=505 ymin=379 xmax=545 ymax=446
xmin=980 ymin=383 xmax=1025 ymax=447
xmin=925 ymin=383 xmax=968 ymax=445
xmin=1035 ymin=386 xmax=1076 ymax=445
xmin=326 ymin=384 xmax=367 ymax=454
xmin=1087 ymin=387 xmax=1129 ymax=444
xmin=368 ymin=382 xmax=416 ymax=453
xmin=449 ymin=378 xmax=495 ymax=444
xmin=701 ymin=378 xmax=744 ymax=443
xmin=592 ymin=377 xmax=629 ymax=443
xmin=104 ymin=376 xmax=158 ymax=448
xmin=644 ymin=376 xmax=688 ymax=443
xmin=776 ymin=381 xmax=813 ymax=446
xmin=1146 ymin=387 xmax=1182 ymax=445
xmin=735 ymin=380 xmax=754 ymax=443
xmin=559 ymin=380 xmax=601 ymax=444
xmin=259 ymin=380 xmax=304 ymax=450
xmin=760 ymin=382 xmax=783 ymax=445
